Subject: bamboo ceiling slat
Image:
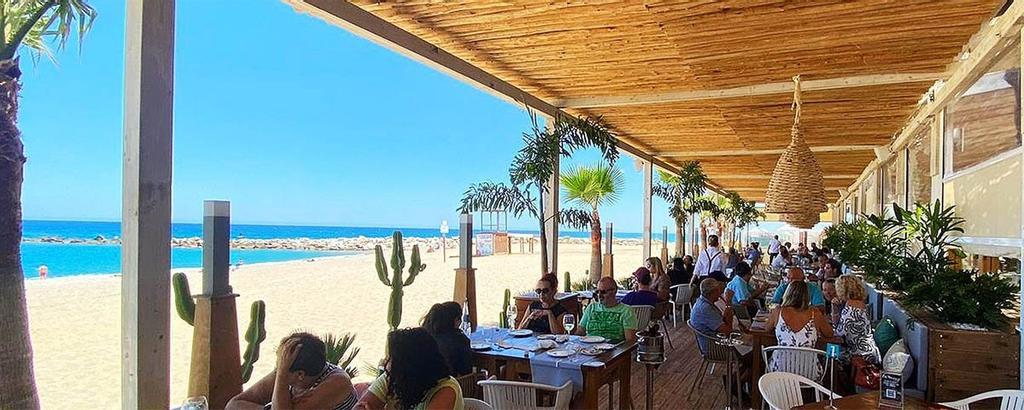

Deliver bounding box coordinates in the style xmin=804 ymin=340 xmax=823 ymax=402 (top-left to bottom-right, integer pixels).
xmin=330 ymin=0 xmax=1004 ymax=201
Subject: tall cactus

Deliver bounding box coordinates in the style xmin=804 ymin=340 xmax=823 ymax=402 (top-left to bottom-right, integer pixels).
xmin=172 ymin=272 xmax=196 ymax=326
xmin=499 ymin=288 xmax=511 ymax=328
xmin=375 ymin=231 xmax=427 ymax=331
xmin=563 ymin=272 xmax=571 ymax=293
xmin=240 ymin=300 xmax=266 ymax=383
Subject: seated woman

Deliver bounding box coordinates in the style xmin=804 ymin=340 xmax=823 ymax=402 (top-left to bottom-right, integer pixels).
xmin=645 ymin=257 xmax=672 ymax=301
xmin=765 ymin=281 xmax=834 ymax=380
xmin=518 ymin=273 xmax=567 ymax=335
xmin=421 ymin=301 xmax=473 ymax=376
xmin=834 ymin=274 xmax=880 ymax=366
xmin=226 ymin=332 xmax=356 ymax=410
xmin=356 ymin=328 xmax=463 ymax=410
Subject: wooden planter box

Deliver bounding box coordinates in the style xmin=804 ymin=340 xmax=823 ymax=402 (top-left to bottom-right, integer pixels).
xmin=864 ymin=282 xmax=1020 ymax=402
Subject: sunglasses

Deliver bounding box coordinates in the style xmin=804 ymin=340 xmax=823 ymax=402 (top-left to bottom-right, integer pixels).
xmin=535 ymin=288 xmax=551 ymax=294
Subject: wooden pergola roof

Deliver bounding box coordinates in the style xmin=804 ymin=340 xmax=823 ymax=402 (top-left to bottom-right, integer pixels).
xmin=287 ymin=0 xmax=1006 ymax=202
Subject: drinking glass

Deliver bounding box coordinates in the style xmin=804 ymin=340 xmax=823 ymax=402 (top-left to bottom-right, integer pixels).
xmin=563 ymin=313 xmax=576 ymax=336
xmin=506 ymin=304 xmax=518 ymax=329
xmin=181 ymin=396 xmax=208 ymax=410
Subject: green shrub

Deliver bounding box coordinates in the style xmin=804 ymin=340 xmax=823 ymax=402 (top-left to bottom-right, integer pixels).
xmin=323 ymin=333 xmax=360 ymax=377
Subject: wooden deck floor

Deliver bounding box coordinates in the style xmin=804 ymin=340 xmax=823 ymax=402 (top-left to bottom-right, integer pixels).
xmin=596 ymin=317 xmax=735 ymax=410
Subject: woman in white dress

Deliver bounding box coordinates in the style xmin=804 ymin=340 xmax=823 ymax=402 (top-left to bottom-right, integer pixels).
xmin=765 ymin=281 xmax=835 ymax=380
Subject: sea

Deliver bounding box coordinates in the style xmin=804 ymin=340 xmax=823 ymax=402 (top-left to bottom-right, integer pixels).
xmin=18 ymin=220 xmax=630 ymax=280
xmin=20 ymin=220 xmax=799 ymax=279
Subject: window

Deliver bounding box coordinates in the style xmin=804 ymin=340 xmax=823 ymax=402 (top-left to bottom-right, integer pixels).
xmin=943 ymin=44 xmax=1021 ymax=174
xmin=883 ymin=158 xmax=899 ymax=209
xmin=907 ymin=125 xmax=931 ymax=206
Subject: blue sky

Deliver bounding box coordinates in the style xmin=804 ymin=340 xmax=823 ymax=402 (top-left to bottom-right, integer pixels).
xmin=19 ymin=0 xmax=675 ymax=232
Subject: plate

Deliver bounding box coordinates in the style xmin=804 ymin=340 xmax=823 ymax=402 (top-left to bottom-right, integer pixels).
xmin=508 ymin=329 xmax=534 ymax=337
xmin=470 ymin=343 xmax=491 ymax=351
xmin=580 ymin=336 xmax=606 ymax=343
xmin=594 ymin=343 xmax=616 ymax=350
xmin=554 ymin=334 xmax=570 ymax=343
xmin=537 ymin=334 xmax=556 ymax=340
xmin=547 ymin=349 xmax=572 ymax=358
xmin=579 ymin=347 xmax=602 ymax=356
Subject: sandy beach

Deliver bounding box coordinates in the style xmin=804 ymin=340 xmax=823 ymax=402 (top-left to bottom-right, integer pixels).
xmin=25 ymin=242 xmax=653 ymax=408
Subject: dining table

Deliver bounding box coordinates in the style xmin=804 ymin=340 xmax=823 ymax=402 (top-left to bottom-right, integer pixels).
xmin=468 ymin=327 xmax=637 ymax=409
xmin=792 ymin=391 xmax=953 ymax=409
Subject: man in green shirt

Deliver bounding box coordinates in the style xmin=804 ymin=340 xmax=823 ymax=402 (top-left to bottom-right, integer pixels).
xmin=578 ymin=277 xmax=638 ymax=344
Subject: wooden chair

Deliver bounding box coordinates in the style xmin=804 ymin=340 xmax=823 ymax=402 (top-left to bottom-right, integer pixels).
xmin=758 ymin=371 xmax=841 ymax=410
xmin=478 ymin=379 xmax=572 ymax=410
xmin=456 ymin=368 xmax=489 ymax=399
xmin=940 ymin=389 xmax=1024 ymax=410
xmin=652 ymin=301 xmax=675 ymax=349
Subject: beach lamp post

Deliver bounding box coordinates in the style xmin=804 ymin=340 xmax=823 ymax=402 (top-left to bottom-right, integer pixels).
xmin=440 ymin=220 xmax=449 ymax=260
xmin=452 ymin=213 xmax=477 ymax=331
xmin=188 ymin=200 xmax=243 ymax=408
xmin=602 ymin=223 xmax=614 ymax=278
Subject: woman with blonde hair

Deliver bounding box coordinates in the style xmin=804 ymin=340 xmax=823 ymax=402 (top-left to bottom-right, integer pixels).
xmin=765 ymin=281 xmax=834 ymax=379
xmin=645 ymin=256 xmax=671 ymax=301
xmin=834 ymin=274 xmax=880 ymax=365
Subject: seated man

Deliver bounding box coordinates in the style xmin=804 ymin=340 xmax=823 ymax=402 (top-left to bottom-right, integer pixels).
xmin=578 ymin=276 xmax=638 ymax=344
xmin=771 ymin=267 xmax=826 ymax=308
xmin=691 ymin=278 xmax=752 ymax=391
xmin=622 ymin=267 xmax=661 ymax=306
xmin=724 ymin=262 xmax=768 ymax=315
xmin=227 ymin=332 xmax=357 ymax=410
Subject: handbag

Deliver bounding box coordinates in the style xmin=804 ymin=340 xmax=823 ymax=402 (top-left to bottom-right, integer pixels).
xmin=851 ymin=355 xmax=881 ymax=390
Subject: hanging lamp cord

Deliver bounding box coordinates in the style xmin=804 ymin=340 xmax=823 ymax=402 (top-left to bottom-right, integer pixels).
xmin=791 ymin=75 xmax=802 ymax=125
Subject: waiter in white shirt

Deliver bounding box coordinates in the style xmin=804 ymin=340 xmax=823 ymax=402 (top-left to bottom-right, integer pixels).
xmin=767 ymin=235 xmax=782 ymax=261
xmin=690 ymin=234 xmax=724 ymax=284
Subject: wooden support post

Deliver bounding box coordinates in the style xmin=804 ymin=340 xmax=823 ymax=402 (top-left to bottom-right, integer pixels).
xmin=602 ymin=223 xmax=614 ymax=278
xmin=453 ymin=213 xmax=477 ymax=331
xmin=122 ymin=1 xmax=174 ymax=408
xmin=1019 ymin=26 xmax=1024 ymax=389
xmin=543 ymin=120 xmax=559 ymax=273
xmin=660 ymin=226 xmax=670 ymax=263
xmin=188 ymin=201 xmax=242 ymax=409
xmin=642 ymin=161 xmax=653 ymax=261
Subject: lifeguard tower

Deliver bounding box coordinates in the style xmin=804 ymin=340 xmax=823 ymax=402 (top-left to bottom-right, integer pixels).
xmin=474 ymin=210 xmax=510 ymax=255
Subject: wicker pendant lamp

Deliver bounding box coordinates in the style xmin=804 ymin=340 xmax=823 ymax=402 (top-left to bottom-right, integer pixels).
xmin=779 ymin=212 xmax=820 ymax=230
xmin=765 ymin=75 xmax=827 ymax=217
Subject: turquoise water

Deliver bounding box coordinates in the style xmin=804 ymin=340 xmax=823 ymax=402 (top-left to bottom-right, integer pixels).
xmin=21 ymin=242 xmax=349 ymax=279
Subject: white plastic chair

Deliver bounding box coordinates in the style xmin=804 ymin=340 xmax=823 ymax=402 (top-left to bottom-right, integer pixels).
xmin=464 ymin=398 xmax=494 ymax=410
xmin=479 ymin=379 xmax=572 ymax=410
xmin=759 ymin=371 xmax=841 ymax=410
xmin=940 ymin=389 xmax=1024 ymax=410
xmin=669 ymin=284 xmax=691 ymax=326
xmin=631 ymin=304 xmax=654 ymax=330
xmin=762 ymin=345 xmax=828 ymax=383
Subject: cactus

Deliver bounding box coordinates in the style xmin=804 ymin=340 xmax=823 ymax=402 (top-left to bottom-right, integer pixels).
xmin=563 ymin=271 xmax=571 ymax=293
xmin=172 ymin=272 xmax=196 ymax=326
xmin=375 ymin=231 xmax=427 ymax=331
xmin=499 ymin=288 xmax=511 ymax=328
xmin=240 ymin=300 xmax=267 ymax=383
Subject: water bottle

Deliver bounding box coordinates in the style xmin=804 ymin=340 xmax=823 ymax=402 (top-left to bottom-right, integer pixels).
xmin=460 ymin=302 xmax=472 ymax=336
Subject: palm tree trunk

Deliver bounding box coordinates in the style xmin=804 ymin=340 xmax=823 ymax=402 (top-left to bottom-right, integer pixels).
xmin=674 ymin=218 xmax=685 ymax=257
xmin=0 ymin=59 xmax=40 ymax=409
xmin=589 ymin=209 xmax=602 ymax=282
xmin=699 ymin=220 xmax=708 ymax=251
xmin=537 ymin=193 xmax=549 ymax=274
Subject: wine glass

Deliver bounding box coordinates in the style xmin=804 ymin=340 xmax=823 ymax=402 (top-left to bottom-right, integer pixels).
xmin=181 ymin=396 xmax=208 ymax=410
xmin=506 ymin=304 xmax=518 ymax=329
xmin=563 ymin=313 xmax=576 ymax=336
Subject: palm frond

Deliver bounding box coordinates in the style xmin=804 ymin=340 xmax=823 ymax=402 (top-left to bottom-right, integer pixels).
xmin=1 ymin=0 xmax=97 ymax=62
xmin=559 ymin=208 xmax=592 ymax=230
xmin=560 ymin=164 xmax=623 ymax=209
xmin=323 ymin=333 xmax=360 ymax=377
xmin=457 ymin=182 xmax=538 ymax=219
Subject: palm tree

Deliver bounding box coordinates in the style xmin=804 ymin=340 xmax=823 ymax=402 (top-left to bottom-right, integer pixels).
xmin=561 ymin=164 xmax=623 ymax=281
xmin=652 ymin=161 xmax=710 ymax=257
xmin=459 ymin=109 xmax=618 ymax=274
xmin=0 ymin=1 xmax=96 ymax=408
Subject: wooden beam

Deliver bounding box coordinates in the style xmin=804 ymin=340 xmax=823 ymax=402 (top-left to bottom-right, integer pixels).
xmin=710 ymin=174 xmax=860 ymax=180
xmin=122 ymin=0 xmax=174 ymax=408
xmin=890 ymin=0 xmax=1024 ymax=153
xmin=555 ymin=73 xmax=943 ymax=109
xmin=659 ymin=145 xmax=878 ymax=158
xmin=642 ymin=160 xmax=653 ymax=260
xmin=286 ymin=0 xmax=681 ymax=175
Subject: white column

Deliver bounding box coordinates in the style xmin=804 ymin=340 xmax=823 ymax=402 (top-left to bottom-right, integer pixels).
xmin=642 ymin=160 xmax=653 ymax=260
xmin=122 ymin=1 xmax=174 ymax=408
xmin=543 ymin=119 xmax=559 ymax=273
